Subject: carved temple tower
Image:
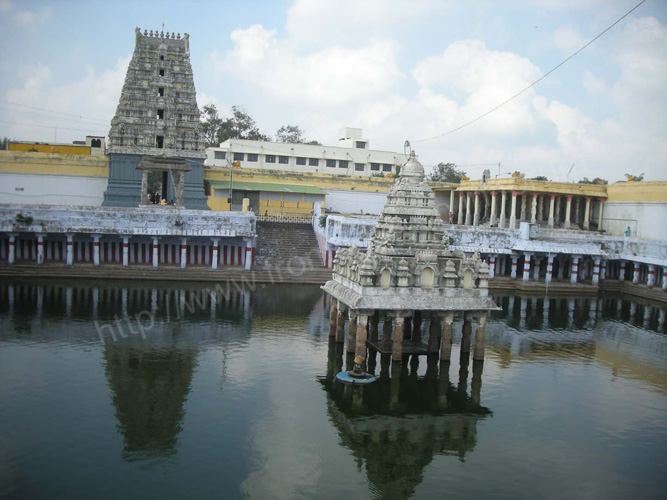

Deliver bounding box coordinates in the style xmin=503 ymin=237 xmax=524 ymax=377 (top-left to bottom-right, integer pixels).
xmin=323 ymin=151 xmax=499 ymax=368
xmin=103 ymin=28 xmax=208 ymax=209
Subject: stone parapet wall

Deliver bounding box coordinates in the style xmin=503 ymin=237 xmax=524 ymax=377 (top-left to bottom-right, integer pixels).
xmin=0 ymin=204 xmax=255 ymax=238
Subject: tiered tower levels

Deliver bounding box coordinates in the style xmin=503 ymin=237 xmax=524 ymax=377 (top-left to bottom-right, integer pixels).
xmin=109 ymin=28 xmax=204 ymax=158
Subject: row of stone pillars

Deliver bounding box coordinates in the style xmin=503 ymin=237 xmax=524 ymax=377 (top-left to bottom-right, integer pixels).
xmin=328 ymin=300 xmax=489 ymax=364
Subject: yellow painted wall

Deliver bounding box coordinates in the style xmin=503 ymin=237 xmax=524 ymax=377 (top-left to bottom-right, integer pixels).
xmin=208 ymin=186 xmax=325 ymax=216
xmin=9 ymin=143 xmax=92 ymax=156
xmin=0 ymin=151 xmax=108 ymax=177
xmin=606 ymin=181 xmax=667 ymax=203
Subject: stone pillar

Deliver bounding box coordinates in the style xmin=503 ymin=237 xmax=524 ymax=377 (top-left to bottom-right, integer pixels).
xmin=532 ymin=256 xmax=541 ymax=281
xmin=140 ymin=170 xmax=149 ymax=205
xmin=520 ymin=193 xmax=527 ymax=221
xmin=537 ymin=194 xmax=544 ymax=222
xmin=473 ymin=313 xmax=487 ymax=361
xmin=335 ymin=302 xmax=346 ymax=342
xmin=570 ymin=255 xmax=580 ymax=284
xmin=36 ymin=233 xmax=45 ymax=265
xmin=488 ymin=255 xmax=496 ymax=278
xmin=647 ymin=265 xmax=656 ymax=288
xmin=151 ymin=236 xmax=159 ymax=269
xmin=465 ymin=192 xmax=472 ymax=226
xmin=600 ymin=260 xmax=607 ymax=280
xmin=564 ymin=195 xmax=573 ymax=229
xmin=583 ymin=197 xmax=591 ymax=230
xmin=632 ymin=262 xmax=640 ymax=285
xmin=121 ymin=236 xmax=130 ymax=267
xmin=439 ymin=313 xmax=454 ymax=361
xmin=461 ymin=312 xmax=473 ymax=354
xmin=356 ymin=313 xmax=369 ymax=362
xmin=211 ymin=238 xmax=220 ymax=270
xmin=392 ymin=316 xmax=405 ymax=362
xmin=473 ymin=191 xmax=481 ymax=226
xmin=328 ymin=299 xmax=337 ymax=337
xmin=592 ymin=257 xmax=601 ymax=285
xmin=449 ymin=190 xmax=456 ymax=223
xmin=511 ymin=255 xmax=518 ymax=279
xmin=489 ymin=191 xmax=497 ymax=226
xmin=427 ymin=315 xmax=440 ymax=353
xmin=546 ymin=254 xmax=555 ymax=283
xmin=65 ymin=234 xmax=74 ymax=266
xmin=180 ymin=237 xmax=188 ymax=269
xmin=7 ymin=233 xmax=16 ymax=265
xmin=347 ymin=310 xmax=357 ymax=354
xmin=548 ymin=194 xmax=555 ymax=228
xmin=662 ymin=267 xmax=667 ymax=290
xmin=244 ymin=238 xmax=253 ymax=271
xmin=92 ymin=234 xmax=101 ymax=267
xmin=382 ymin=317 xmax=393 ymax=350
xmin=598 ymin=198 xmax=605 ymax=230
xmin=522 ymin=253 xmax=532 ymax=282
xmin=458 ymin=192 xmax=464 ymax=225
xmin=619 ymin=261 xmax=626 ymax=282
xmin=499 ymin=191 xmax=507 ymax=228
xmin=509 ymin=191 xmax=518 ymax=229
xmin=531 ymin=193 xmax=538 ymax=224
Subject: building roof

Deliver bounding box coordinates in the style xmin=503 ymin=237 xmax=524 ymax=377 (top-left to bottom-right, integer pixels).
xmin=208 ymin=180 xmax=326 ymax=195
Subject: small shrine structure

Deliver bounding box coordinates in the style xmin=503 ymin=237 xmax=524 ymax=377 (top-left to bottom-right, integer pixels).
xmin=323 ymin=151 xmax=499 ymax=369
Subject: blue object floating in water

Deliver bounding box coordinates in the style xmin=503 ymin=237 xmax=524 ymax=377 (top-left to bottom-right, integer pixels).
xmin=335 ymin=370 xmax=377 ymax=385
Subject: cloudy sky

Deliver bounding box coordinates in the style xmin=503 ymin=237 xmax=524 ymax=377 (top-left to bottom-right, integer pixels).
xmin=1 ymin=0 xmax=665 ymax=182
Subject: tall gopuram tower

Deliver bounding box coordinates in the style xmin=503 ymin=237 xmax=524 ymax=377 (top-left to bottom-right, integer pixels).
xmin=102 ymin=27 xmax=208 ymax=209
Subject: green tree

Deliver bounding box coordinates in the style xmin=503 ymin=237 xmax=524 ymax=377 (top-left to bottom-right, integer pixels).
xmin=276 ymin=125 xmax=305 ymax=143
xmin=219 ymin=106 xmax=271 ymax=142
xmin=530 ymin=175 xmax=549 ymax=181
xmin=579 ymin=177 xmax=608 ymax=185
xmin=0 ymin=137 xmax=11 ymax=150
xmin=429 ymin=162 xmax=466 ymax=183
xmin=200 ymin=105 xmax=222 ymax=147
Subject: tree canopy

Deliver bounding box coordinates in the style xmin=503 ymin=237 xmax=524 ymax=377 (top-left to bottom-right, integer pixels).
xmin=200 ymin=104 xmax=271 ymax=147
xmin=429 ymin=162 xmax=466 ymax=183
xmin=578 ymin=177 xmax=608 ymax=185
xmin=530 ymin=175 xmax=549 ymax=181
xmin=276 ymin=124 xmax=321 ymax=145
xmin=624 ymin=173 xmax=644 ymax=182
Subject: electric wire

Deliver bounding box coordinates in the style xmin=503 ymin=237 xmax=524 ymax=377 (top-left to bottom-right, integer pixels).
xmin=412 ymin=0 xmax=647 ymax=144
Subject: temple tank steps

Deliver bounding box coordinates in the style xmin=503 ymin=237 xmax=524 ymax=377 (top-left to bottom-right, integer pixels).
xmin=255 ymin=221 xmax=329 ymax=271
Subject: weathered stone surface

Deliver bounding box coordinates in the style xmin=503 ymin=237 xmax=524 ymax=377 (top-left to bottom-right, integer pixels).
xmin=0 ymin=204 xmax=255 ymax=237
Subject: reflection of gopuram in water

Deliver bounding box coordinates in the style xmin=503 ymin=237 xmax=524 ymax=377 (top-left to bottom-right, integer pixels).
xmin=321 ymin=340 xmax=490 ymax=499
xmin=104 ymin=338 xmax=198 ymax=461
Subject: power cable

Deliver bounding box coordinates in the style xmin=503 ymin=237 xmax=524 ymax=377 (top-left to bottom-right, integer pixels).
xmin=0 ymin=98 xmax=109 ymax=124
xmin=0 ymin=119 xmax=107 ymax=133
xmin=412 ymin=0 xmax=647 ymax=144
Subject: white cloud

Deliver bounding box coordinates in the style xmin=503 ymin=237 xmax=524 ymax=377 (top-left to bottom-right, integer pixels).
xmin=284 ymin=0 xmax=447 ymax=48
xmin=219 ymin=24 xmax=402 ymax=107
xmin=4 ymin=56 xmax=130 ymax=142
xmin=14 ymin=5 xmax=53 ymax=25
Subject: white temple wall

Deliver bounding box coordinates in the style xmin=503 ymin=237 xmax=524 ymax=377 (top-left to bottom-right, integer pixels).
xmin=324 ymin=189 xmax=387 ymax=215
xmin=602 ymin=202 xmax=667 ymax=241
xmin=0 ymin=173 xmax=107 ymax=206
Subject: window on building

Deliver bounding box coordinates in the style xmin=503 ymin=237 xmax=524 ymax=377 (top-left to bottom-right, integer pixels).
xmin=91 ymin=139 xmax=101 ymax=148
xmin=233 ymin=152 xmax=244 ymax=161
xmin=296 ymin=157 xmax=307 ymax=165
xmin=178 ymin=113 xmax=183 ymax=120
xmin=247 ymin=153 xmax=258 ymax=162
xmin=266 ymin=155 xmax=276 ymax=163
xmin=355 ymin=163 xmax=365 ymax=171
xmin=158 ymin=68 xmax=165 ymax=77
xmin=339 ymin=160 xmax=349 ymax=169
xmin=156 ymin=135 xmax=164 ymax=148
xmin=158 ymin=87 xmax=164 ymax=97
xmin=309 ymin=158 xmax=319 ymax=167
xmin=382 ymin=164 xmax=392 ymax=172
xmin=355 ymin=141 xmax=366 ymax=149
xmin=278 ymin=156 xmax=289 ymax=164
xmin=326 ymin=159 xmax=335 ymax=168
xmin=157 ymin=109 xmax=164 ymax=120
xmin=214 ymin=151 xmax=226 ymax=160
xmin=370 ymin=163 xmax=380 ymax=171
xmin=160 ymin=55 xmax=165 ymax=61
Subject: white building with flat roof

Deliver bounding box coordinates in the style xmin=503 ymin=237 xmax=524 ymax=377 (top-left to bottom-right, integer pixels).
xmin=205 ymin=127 xmax=407 ymax=177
